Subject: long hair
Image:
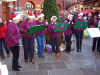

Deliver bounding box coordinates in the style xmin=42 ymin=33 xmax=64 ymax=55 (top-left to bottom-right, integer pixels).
xmin=0 ymin=17 xmax=4 ymax=27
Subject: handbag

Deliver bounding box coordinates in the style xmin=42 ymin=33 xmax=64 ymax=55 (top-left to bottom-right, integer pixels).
xmin=84 ymin=30 xmax=88 ymax=36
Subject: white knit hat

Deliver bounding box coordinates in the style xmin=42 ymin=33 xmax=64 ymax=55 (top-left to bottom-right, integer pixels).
xmin=28 ymin=13 xmax=35 ymax=18
xmin=37 ymin=12 xmax=44 ymax=18
xmin=11 ymin=14 xmax=21 ymax=20
xmin=78 ymin=12 xmax=84 ymax=16
xmin=83 ymin=16 xmax=87 ymax=20
xmin=51 ymin=16 xmax=57 ymax=21
xmin=68 ymin=14 xmax=73 ymax=19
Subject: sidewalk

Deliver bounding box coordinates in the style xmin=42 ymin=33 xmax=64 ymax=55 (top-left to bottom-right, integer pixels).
xmin=1 ymin=38 xmax=100 ymax=75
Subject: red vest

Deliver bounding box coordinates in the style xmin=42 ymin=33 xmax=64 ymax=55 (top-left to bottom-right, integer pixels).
xmin=0 ymin=24 xmax=7 ymax=38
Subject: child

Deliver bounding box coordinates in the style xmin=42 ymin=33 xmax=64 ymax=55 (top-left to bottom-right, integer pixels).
xmin=35 ymin=12 xmax=48 ymax=58
xmin=5 ymin=14 xmax=21 ymax=71
xmin=48 ymin=16 xmax=59 ymax=56
xmin=74 ymin=12 xmax=85 ymax=52
xmin=21 ymin=13 xmax=36 ymax=64
xmin=0 ymin=17 xmax=10 ymax=60
xmin=64 ymin=14 xmax=73 ymax=54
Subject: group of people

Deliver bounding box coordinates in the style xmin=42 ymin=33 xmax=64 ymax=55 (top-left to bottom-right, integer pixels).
xmin=0 ymin=10 xmax=100 ymax=71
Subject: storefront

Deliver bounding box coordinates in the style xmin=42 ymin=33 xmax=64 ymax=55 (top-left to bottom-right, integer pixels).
xmin=0 ymin=0 xmax=17 ymax=24
xmin=0 ymin=0 xmax=67 ymax=24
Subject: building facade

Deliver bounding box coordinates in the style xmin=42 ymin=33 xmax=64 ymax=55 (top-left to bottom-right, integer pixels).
xmin=1 ymin=0 xmax=99 ymax=22
xmin=0 ymin=0 xmax=67 ymax=22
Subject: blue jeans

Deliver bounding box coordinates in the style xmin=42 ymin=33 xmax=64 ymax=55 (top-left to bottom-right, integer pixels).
xmin=36 ymin=34 xmax=45 ymax=56
xmin=0 ymin=38 xmax=10 ymax=57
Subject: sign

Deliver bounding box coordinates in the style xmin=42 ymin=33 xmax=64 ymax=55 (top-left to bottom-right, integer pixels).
xmin=87 ymin=28 xmax=100 ymax=38
xmin=54 ymin=23 xmax=70 ymax=32
xmin=14 ymin=11 xmax=24 ymax=15
xmin=27 ymin=25 xmax=46 ymax=34
xmin=74 ymin=21 xmax=89 ymax=29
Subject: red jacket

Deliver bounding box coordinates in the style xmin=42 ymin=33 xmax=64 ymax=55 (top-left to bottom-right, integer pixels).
xmin=0 ymin=24 xmax=7 ymax=38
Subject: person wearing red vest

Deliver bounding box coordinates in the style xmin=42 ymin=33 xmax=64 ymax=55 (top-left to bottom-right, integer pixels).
xmin=0 ymin=17 xmax=10 ymax=60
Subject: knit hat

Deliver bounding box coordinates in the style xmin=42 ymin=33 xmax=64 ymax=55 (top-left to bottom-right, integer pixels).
xmin=37 ymin=12 xmax=44 ymax=18
xmin=83 ymin=16 xmax=87 ymax=20
xmin=11 ymin=14 xmax=21 ymax=20
xmin=51 ymin=16 xmax=57 ymax=21
xmin=68 ymin=14 xmax=73 ymax=19
xmin=78 ymin=12 xmax=84 ymax=16
xmin=28 ymin=13 xmax=35 ymax=18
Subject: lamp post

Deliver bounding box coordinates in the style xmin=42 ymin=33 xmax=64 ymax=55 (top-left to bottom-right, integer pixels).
xmin=63 ymin=0 xmax=64 ymax=10
xmin=17 ymin=0 xmax=19 ymax=10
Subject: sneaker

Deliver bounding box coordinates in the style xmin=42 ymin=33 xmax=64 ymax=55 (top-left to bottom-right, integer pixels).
xmin=1 ymin=56 xmax=5 ymax=60
xmin=30 ymin=59 xmax=35 ymax=64
xmin=52 ymin=52 xmax=55 ymax=56
xmin=56 ymin=53 xmax=60 ymax=57
xmin=7 ymin=53 xmax=11 ymax=58
xmin=67 ymin=51 xmax=72 ymax=54
xmin=25 ymin=59 xmax=28 ymax=63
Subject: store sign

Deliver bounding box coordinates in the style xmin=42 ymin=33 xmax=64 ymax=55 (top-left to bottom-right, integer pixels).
xmin=14 ymin=11 xmax=24 ymax=15
xmin=3 ymin=0 xmax=17 ymax=1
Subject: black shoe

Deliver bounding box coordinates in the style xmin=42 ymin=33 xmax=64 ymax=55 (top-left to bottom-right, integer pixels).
xmin=17 ymin=65 xmax=22 ymax=68
xmin=92 ymin=50 xmax=96 ymax=52
xmin=77 ymin=49 xmax=81 ymax=52
xmin=13 ymin=68 xmax=20 ymax=71
xmin=38 ymin=55 xmax=45 ymax=58
xmin=1 ymin=56 xmax=5 ymax=60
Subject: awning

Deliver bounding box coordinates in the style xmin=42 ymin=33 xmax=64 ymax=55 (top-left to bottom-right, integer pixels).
xmin=2 ymin=0 xmax=17 ymax=2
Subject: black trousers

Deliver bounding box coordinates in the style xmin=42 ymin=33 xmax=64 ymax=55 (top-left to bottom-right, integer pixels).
xmin=75 ymin=31 xmax=83 ymax=51
xmin=97 ymin=38 xmax=100 ymax=52
xmin=0 ymin=38 xmax=10 ymax=57
xmin=51 ymin=37 xmax=59 ymax=54
xmin=22 ymin=37 xmax=34 ymax=61
xmin=9 ymin=44 xmax=19 ymax=69
xmin=92 ymin=38 xmax=100 ymax=52
xmin=65 ymin=35 xmax=72 ymax=52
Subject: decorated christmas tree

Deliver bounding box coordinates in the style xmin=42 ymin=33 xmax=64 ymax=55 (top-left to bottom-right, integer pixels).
xmin=43 ymin=0 xmax=60 ymax=23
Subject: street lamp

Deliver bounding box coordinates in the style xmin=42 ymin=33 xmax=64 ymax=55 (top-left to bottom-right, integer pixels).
xmin=63 ymin=0 xmax=64 ymax=10
xmin=17 ymin=0 xmax=19 ymax=10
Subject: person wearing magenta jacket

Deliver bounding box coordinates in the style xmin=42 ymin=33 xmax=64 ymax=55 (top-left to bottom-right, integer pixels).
xmin=20 ymin=13 xmax=36 ymax=64
xmin=5 ymin=14 xmax=21 ymax=71
xmin=35 ymin=12 xmax=48 ymax=58
xmin=48 ymin=16 xmax=59 ymax=56
xmin=74 ymin=12 xmax=85 ymax=52
xmin=64 ymin=14 xmax=74 ymax=54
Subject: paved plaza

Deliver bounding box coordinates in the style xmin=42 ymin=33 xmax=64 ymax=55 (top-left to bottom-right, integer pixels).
xmin=1 ymin=37 xmax=100 ymax=75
